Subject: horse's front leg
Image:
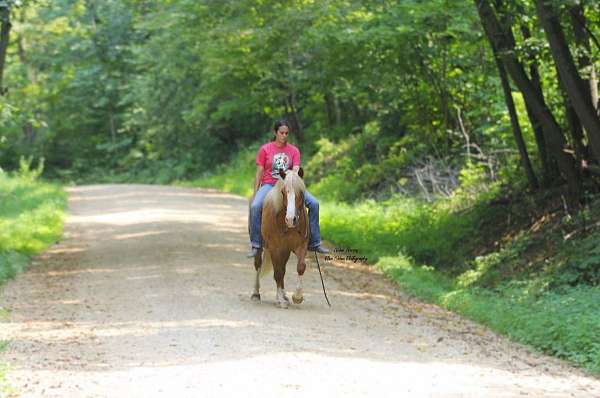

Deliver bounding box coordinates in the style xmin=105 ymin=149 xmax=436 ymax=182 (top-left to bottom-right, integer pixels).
xmin=292 ymin=248 xmax=307 ymax=304
xmin=251 ymin=249 xmax=263 ymax=302
xmin=274 ymin=251 xmax=291 ymax=309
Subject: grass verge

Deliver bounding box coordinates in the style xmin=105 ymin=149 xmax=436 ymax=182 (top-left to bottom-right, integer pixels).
xmin=0 ymin=171 xmax=66 ymax=395
xmin=377 ymin=255 xmax=600 ymax=372
xmin=0 ymin=172 xmax=66 ymax=284
xmin=183 ymin=147 xmax=600 ymax=374
xmin=175 ymin=144 xmax=258 ymax=198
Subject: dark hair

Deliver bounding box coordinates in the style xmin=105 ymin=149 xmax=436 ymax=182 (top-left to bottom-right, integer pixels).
xmin=271 ymin=119 xmax=291 ymax=141
xmin=273 ymin=119 xmax=291 ymax=133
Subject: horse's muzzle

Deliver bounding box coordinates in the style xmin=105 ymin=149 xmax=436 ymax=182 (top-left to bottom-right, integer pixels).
xmin=285 ymin=215 xmax=299 ymax=229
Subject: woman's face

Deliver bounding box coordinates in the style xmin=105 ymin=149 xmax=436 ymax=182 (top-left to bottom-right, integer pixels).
xmin=275 ymin=125 xmax=289 ymax=145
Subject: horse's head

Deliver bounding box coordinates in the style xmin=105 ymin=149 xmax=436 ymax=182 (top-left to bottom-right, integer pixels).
xmin=278 ymin=168 xmax=305 ymax=229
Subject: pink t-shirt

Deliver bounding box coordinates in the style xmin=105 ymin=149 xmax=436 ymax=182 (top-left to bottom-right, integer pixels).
xmin=256 ymin=142 xmax=301 ymax=185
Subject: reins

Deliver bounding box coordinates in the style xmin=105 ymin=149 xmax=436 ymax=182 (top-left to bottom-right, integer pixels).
xmin=278 ymin=171 xmax=331 ymax=307
xmin=314 ymin=251 xmax=331 ymax=307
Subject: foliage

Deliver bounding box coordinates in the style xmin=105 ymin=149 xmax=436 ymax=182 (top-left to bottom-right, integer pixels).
xmin=378 ymin=257 xmax=600 ymax=373
xmin=0 ymin=170 xmax=66 ymax=284
xmin=1 ymin=0 xmax=599 ymax=376
xmin=553 ymin=233 xmax=600 ymax=287
xmin=197 ymin=145 xmax=600 ymax=373
xmin=17 ymin=155 xmax=44 ymax=181
xmin=180 ymin=143 xmax=258 ymax=198
xmin=0 ymin=359 xmax=15 ymax=398
xmin=0 ymin=0 xmax=534 ymax=188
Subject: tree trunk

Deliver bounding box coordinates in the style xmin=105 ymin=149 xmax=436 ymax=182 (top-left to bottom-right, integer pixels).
xmin=109 ymin=112 xmax=116 ymax=145
xmin=570 ymin=4 xmax=598 ymax=113
xmin=475 ymin=0 xmax=581 ymax=199
xmin=334 ymin=96 xmax=342 ymax=127
xmin=0 ymin=4 xmax=12 ymax=96
xmin=591 ymin=66 xmax=599 ymax=113
xmin=489 ymin=36 xmax=538 ymax=188
xmin=22 ymin=121 xmax=35 ymax=145
xmin=285 ymin=93 xmax=303 ymax=143
xmin=557 ymin=72 xmax=587 ymax=162
xmin=535 ymin=0 xmax=600 ymax=162
xmin=286 ymin=48 xmax=303 ymax=142
xmin=324 ymin=91 xmax=335 ymax=128
xmin=514 ymin=8 xmax=553 ymax=181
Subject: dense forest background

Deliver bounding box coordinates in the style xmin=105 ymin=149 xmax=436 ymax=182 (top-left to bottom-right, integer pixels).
xmin=1 ymin=0 xmax=598 ymax=201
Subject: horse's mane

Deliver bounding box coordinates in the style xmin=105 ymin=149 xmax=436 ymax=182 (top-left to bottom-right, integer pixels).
xmin=264 ymin=170 xmax=306 ymax=214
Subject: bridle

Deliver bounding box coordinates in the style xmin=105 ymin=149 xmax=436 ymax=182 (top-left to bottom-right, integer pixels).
xmin=281 ymin=187 xmax=308 ymax=239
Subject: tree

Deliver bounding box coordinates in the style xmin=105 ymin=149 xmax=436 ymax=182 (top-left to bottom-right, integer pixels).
xmin=475 ymin=0 xmax=581 ymax=199
xmin=0 ymin=0 xmax=12 ymax=95
xmin=535 ymin=0 xmax=600 ymax=161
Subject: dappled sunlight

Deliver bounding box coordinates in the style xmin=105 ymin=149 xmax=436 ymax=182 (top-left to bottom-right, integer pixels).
xmin=227 ymin=262 xmax=252 ymax=269
xmin=114 ymin=230 xmax=168 ymax=240
xmin=203 ymin=243 xmax=245 ymax=251
xmin=46 ymin=299 xmax=82 ymax=305
xmin=4 ymin=184 xmax=599 ymax=398
xmin=69 ymin=209 xmax=221 ymax=226
xmin=126 ymin=274 xmax=161 ymax=281
xmin=6 ymin=349 xmax=594 ymax=398
xmin=326 ymin=289 xmax=391 ymax=301
xmin=45 ymin=246 xmax=86 ymax=255
xmin=46 ymin=266 xmax=162 ymax=277
xmin=67 ymin=186 xmax=246 ymax=207
xmin=3 ymin=318 xmax=262 ymax=341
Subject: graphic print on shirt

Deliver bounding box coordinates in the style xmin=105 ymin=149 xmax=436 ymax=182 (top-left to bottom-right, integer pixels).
xmin=271 ymin=152 xmax=291 ymax=179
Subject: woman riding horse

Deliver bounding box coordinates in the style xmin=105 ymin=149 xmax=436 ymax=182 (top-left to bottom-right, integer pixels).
xmin=247 ymin=119 xmax=329 ymax=258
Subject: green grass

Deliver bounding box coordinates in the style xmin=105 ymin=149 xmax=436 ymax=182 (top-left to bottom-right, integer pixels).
xmin=0 ymin=172 xmax=67 ymax=283
xmin=0 ymin=171 xmax=66 ymax=395
xmin=319 ymin=196 xmax=485 ymax=267
xmin=378 ymin=256 xmax=600 ymax=372
xmin=0 ymin=360 xmax=15 ymax=398
xmin=323 ymin=195 xmax=600 ymax=373
xmin=178 ymin=144 xmax=258 ymax=198
xmin=0 ymin=339 xmax=13 ymax=397
xmin=182 ymin=145 xmax=600 ymax=374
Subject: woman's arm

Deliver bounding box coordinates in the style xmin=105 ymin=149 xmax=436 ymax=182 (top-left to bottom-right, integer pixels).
xmin=254 ymin=165 xmax=264 ymax=194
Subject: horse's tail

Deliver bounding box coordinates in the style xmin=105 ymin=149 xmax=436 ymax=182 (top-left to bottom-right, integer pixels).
xmin=260 ymin=250 xmax=272 ymax=278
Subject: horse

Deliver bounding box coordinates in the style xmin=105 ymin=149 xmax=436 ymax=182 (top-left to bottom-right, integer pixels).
xmin=250 ymin=168 xmax=309 ymax=308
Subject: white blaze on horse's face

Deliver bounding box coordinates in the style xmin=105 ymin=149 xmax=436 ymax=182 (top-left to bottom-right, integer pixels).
xmin=284 ymin=188 xmax=297 ymax=228
xmin=284 ymin=172 xmax=299 ymax=228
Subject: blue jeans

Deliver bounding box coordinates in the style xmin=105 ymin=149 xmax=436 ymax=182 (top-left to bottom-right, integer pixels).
xmin=249 ymin=184 xmax=322 ymax=249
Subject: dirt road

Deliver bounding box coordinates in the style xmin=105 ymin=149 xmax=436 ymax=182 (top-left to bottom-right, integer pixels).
xmin=1 ymin=184 xmax=599 ymax=397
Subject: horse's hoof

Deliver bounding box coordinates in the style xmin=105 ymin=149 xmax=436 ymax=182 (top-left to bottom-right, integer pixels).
xmin=277 ymin=300 xmax=289 ymax=309
xmin=292 ymin=294 xmax=304 ymax=304
xmin=251 ymin=293 xmax=261 ymax=302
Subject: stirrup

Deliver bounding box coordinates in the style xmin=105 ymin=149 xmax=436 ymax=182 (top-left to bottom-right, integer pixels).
xmin=247 ymin=247 xmax=261 ymax=258
xmin=309 ymin=244 xmax=330 ymax=254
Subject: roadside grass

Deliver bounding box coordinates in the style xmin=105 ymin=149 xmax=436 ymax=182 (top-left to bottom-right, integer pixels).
xmin=0 ymin=172 xmax=66 ymax=284
xmin=318 ymin=198 xmax=485 ymax=267
xmin=0 ymin=338 xmax=14 ymax=397
xmin=0 ymin=171 xmax=66 ymax=396
xmin=177 ymin=144 xmax=258 ymax=198
xmin=377 ymin=255 xmax=600 ymax=373
xmin=323 ymin=194 xmax=600 ymax=373
xmin=184 ymin=147 xmax=600 ymax=374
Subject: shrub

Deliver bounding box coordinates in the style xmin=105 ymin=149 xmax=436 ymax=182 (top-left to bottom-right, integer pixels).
xmin=0 ymin=172 xmax=66 ymax=285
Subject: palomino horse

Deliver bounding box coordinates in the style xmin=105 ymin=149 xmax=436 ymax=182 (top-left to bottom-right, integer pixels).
xmin=251 ymin=168 xmax=309 ymax=308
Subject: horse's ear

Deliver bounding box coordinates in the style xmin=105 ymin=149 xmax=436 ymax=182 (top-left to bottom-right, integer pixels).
xmin=278 ymin=169 xmax=287 ymax=180
xmin=298 ymin=167 xmax=304 ymax=179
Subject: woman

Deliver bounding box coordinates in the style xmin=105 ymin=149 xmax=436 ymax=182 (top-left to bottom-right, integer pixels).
xmin=247 ymin=120 xmax=329 ymax=258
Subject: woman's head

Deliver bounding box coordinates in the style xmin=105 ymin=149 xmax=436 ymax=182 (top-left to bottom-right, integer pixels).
xmin=272 ymin=119 xmax=290 ymax=145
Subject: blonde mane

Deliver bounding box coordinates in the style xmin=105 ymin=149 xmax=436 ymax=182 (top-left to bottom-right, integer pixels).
xmin=264 ymin=170 xmax=306 ymax=213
